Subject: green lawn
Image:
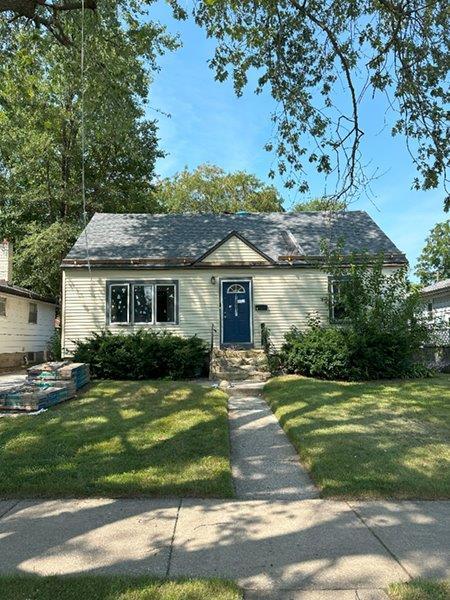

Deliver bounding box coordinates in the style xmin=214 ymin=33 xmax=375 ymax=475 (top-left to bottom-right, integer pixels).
xmin=264 ymin=375 xmax=450 ymax=499
xmin=0 ymin=575 xmax=242 ymax=600
xmin=388 ymin=579 xmax=449 ymax=600
xmin=0 ymin=381 xmax=234 ymax=498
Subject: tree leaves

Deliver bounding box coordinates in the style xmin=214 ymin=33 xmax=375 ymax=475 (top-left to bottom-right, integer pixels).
xmin=415 ymin=220 xmax=450 ymax=285
xmin=0 ymin=2 xmax=177 ymax=298
xmin=183 ymin=0 xmax=449 ymax=206
xmin=154 ymin=163 xmax=285 ymax=213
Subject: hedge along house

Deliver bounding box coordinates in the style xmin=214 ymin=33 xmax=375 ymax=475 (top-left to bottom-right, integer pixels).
xmin=61 ymin=212 xmax=406 ymax=375
xmin=0 ymin=240 xmax=56 ymax=369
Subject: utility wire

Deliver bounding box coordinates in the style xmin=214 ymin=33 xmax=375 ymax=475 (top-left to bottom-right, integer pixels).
xmin=81 ymin=0 xmax=91 ymax=274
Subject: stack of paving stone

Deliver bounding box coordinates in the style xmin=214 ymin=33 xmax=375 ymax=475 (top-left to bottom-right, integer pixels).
xmin=0 ymin=384 xmax=70 ymax=412
xmin=27 ymin=361 xmax=90 ymax=391
xmin=0 ymin=361 xmax=90 ymax=412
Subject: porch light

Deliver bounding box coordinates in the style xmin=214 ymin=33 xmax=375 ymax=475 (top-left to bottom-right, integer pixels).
xmin=210 ymin=276 xmax=216 ymax=285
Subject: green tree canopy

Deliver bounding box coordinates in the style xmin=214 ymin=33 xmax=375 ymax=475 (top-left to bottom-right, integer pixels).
xmin=293 ymin=198 xmax=346 ymax=212
xmin=415 ymin=220 xmax=450 ymax=286
xmin=180 ymin=1 xmax=449 ymax=208
xmin=0 ymin=2 xmax=177 ymax=297
xmin=155 ymin=164 xmax=284 ymax=213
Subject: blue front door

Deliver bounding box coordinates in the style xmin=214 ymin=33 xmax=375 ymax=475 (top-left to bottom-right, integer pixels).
xmin=222 ymin=280 xmax=252 ymax=345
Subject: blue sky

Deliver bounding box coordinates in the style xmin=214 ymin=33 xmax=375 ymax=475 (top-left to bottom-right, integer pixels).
xmin=147 ymin=1 xmax=447 ymax=275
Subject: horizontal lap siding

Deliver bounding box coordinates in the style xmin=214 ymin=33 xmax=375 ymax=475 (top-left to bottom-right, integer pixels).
xmin=0 ymin=294 xmax=55 ymax=353
xmin=62 ymin=268 xmax=329 ymax=355
xmin=201 ymin=237 xmax=269 ymax=263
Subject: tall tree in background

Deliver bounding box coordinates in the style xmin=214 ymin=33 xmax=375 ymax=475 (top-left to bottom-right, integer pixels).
xmin=415 ymin=220 xmax=450 ymax=285
xmin=180 ymin=1 xmax=449 ymax=208
xmin=293 ymin=198 xmax=346 ymax=212
xmin=0 ymin=3 xmax=177 ymax=297
xmin=155 ymin=164 xmax=284 ymax=213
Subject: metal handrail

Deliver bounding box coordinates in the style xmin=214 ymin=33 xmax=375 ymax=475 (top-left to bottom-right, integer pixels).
xmin=210 ymin=323 xmax=217 ymax=354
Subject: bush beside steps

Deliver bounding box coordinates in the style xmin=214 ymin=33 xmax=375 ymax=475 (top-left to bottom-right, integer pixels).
xmin=73 ymin=330 xmax=209 ymax=380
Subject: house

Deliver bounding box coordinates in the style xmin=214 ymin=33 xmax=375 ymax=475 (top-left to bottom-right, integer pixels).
xmin=0 ymin=240 xmax=56 ymax=369
xmin=421 ymin=279 xmax=450 ymax=324
xmin=61 ymin=211 xmax=406 ymax=358
xmin=421 ymin=279 xmax=450 ymax=325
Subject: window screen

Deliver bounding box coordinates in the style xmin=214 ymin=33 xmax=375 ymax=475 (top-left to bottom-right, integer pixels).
xmin=156 ymin=285 xmax=175 ymax=323
xmin=28 ymin=302 xmax=38 ymax=324
xmin=110 ymin=284 xmax=129 ymax=323
xmin=0 ymin=296 xmax=6 ymax=317
xmin=133 ymin=285 xmax=153 ymax=323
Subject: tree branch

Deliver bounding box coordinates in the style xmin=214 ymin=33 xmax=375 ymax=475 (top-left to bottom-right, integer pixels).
xmin=0 ymin=0 xmax=97 ymax=45
xmin=289 ymin=0 xmax=364 ymax=198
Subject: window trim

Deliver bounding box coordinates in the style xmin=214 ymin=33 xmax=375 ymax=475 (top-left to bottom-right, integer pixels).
xmin=28 ymin=301 xmax=38 ymax=324
xmin=106 ymin=280 xmax=179 ymax=326
xmin=0 ymin=296 xmax=6 ymax=317
xmin=109 ymin=283 xmax=130 ymax=325
xmin=132 ymin=283 xmax=154 ymax=325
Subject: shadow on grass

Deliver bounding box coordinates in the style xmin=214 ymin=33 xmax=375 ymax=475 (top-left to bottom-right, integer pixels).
xmin=0 ymin=380 xmax=234 ymax=498
xmin=264 ymin=375 xmax=450 ymax=499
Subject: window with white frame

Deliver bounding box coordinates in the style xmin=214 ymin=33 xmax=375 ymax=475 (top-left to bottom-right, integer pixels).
xmin=0 ymin=296 xmax=6 ymax=317
xmin=110 ymin=284 xmax=129 ymax=324
xmin=329 ymin=279 xmax=349 ymax=322
xmin=108 ymin=281 xmax=177 ymax=325
xmin=28 ymin=302 xmax=38 ymax=324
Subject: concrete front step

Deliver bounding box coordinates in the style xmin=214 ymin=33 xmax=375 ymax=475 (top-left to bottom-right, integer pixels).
xmin=214 ymin=371 xmax=270 ymax=382
xmin=210 ymin=348 xmax=271 ymax=381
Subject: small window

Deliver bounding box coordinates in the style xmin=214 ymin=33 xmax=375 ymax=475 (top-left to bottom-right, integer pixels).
xmin=133 ymin=284 xmax=153 ymax=323
xmin=227 ymin=283 xmax=245 ymax=294
xmin=0 ymin=296 xmax=6 ymax=317
xmin=427 ymin=302 xmax=433 ymax=319
xmin=28 ymin=302 xmax=38 ymax=324
xmin=156 ymin=284 xmax=176 ymax=323
xmin=110 ymin=284 xmax=129 ymax=323
xmin=330 ymin=279 xmax=348 ymax=322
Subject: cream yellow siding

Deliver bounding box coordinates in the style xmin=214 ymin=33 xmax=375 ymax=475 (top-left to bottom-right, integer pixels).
xmin=0 ymin=293 xmax=55 ymax=353
xmin=200 ymin=235 xmax=269 ymax=264
xmin=62 ymin=267 xmax=329 ymax=355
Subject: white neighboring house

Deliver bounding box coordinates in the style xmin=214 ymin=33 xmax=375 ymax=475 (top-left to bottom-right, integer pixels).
xmin=421 ymin=279 xmax=450 ymax=325
xmin=0 ymin=240 xmax=57 ymax=369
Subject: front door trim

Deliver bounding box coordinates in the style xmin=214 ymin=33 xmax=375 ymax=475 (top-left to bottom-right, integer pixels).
xmin=220 ymin=277 xmax=253 ymax=348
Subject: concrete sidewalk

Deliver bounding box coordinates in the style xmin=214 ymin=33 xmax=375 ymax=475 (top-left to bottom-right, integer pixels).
xmin=0 ymin=498 xmax=448 ymax=597
xmin=228 ymin=382 xmax=318 ymax=500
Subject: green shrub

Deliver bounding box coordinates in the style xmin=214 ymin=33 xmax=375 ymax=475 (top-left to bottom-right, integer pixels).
xmin=73 ymin=330 xmax=209 ymax=380
xmin=280 ymin=253 xmax=432 ymax=381
xmin=281 ymin=325 xmax=353 ymax=380
xmin=281 ymin=323 xmax=432 ymax=381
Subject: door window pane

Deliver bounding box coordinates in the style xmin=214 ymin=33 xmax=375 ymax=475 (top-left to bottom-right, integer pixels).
xmin=133 ymin=285 xmax=153 ymax=323
xmin=110 ymin=285 xmax=129 ymax=323
xmin=156 ymin=285 xmax=175 ymax=323
xmin=227 ymin=283 xmax=245 ymax=294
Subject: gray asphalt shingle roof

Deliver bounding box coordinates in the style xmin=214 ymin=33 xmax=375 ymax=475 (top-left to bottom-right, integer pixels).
xmin=421 ymin=279 xmax=450 ymax=294
xmin=0 ymin=280 xmax=56 ymax=304
xmin=64 ymin=211 xmax=406 ymax=264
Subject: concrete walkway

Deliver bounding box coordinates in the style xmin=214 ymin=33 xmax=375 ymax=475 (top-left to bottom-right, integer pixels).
xmin=0 ymin=498 xmax=448 ymax=598
xmin=228 ymin=381 xmax=318 ymax=500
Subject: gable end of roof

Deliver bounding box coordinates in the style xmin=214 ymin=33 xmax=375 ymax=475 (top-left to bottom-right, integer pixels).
xmin=193 ymin=230 xmax=275 ymax=265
